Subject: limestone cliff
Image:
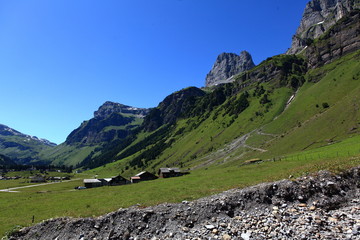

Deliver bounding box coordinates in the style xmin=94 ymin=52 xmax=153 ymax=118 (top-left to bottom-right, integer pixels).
xmin=205 ymin=51 xmax=255 ymax=87
xmin=65 ymin=102 xmax=150 ymax=145
xmin=304 ymin=9 xmax=360 ymax=68
xmin=287 ymin=0 xmax=359 ymax=54
xmin=94 ymin=101 xmax=149 ymax=119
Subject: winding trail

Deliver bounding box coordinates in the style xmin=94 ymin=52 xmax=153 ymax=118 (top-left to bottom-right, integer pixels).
xmin=0 ymin=179 xmax=80 ymax=193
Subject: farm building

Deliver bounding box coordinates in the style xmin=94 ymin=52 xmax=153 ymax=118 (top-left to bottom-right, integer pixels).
xmin=158 ymin=168 xmax=182 ymax=178
xmin=109 ymin=175 xmax=130 ymax=185
xmin=48 ymin=176 xmax=70 ymax=181
xmin=131 ymin=171 xmax=157 ymax=183
xmin=83 ymin=179 xmax=102 ymax=188
xmin=99 ymin=178 xmax=112 ymax=186
xmin=99 ymin=175 xmax=129 ymax=186
xmin=29 ymin=175 xmax=46 ymax=183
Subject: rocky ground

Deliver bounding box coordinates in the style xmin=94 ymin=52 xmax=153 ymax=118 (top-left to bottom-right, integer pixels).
xmin=9 ymin=166 xmax=360 ymax=240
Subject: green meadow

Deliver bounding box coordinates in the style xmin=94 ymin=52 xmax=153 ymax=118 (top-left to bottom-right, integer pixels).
xmin=1 ymin=139 xmax=359 ymax=237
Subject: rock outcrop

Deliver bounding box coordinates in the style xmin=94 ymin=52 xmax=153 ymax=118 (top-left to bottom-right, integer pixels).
xmin=94 ymin=101 xmax=149 ymax=119
xmin=205 ymin=51 xmax=255 ymax=87
xmin=65 ymin=102 xmax=150 ymax=145
xmin=304 ymin=9 xmax=360 ymax=68
xmin=234 ymin=54 xmax=307 ymax=90
xmin=9 ymin=166 xmax=360 ymax=240
xmin=287 ymin=0 xmax=359 ymax=55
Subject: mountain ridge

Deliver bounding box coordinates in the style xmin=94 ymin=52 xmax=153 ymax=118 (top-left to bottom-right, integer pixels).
xmin=0 ymin=124 xmax=56 ymax=165
xmin=65 ymin=102 xmax=150 ymax=145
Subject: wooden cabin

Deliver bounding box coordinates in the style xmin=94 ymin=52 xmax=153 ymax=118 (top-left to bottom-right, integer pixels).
xmin=99 ymin=175 xmax=129 ymax=186
xmin=131 ymin=171 xmax=157 ymax=183
xmin=83 ymin=179 xmax=102 ymax=188
xmin=158 ymin=168 xmax=182 ymax=178
xmin=29 ymin=175 xmax=46 ymax=183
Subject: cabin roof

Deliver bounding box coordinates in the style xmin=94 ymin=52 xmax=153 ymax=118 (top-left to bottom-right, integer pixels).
xmin=159 ymin=167 xmax=181 ymax=173
xmin=135 ymin=171 xmax=146 ymax=176
xmin=83 ymin=179 xmax=102 ymax=183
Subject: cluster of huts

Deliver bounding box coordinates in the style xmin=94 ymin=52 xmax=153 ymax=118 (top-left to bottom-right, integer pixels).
xmin=29 ymin=175 xmax=71 ymax=183
xmin=0 ymin=175 xmax=70 ymax=183
xmin=0 ymin=176 xmax=20 ymax=180
xmin=83 ymin=167 xmax=185 ymax=189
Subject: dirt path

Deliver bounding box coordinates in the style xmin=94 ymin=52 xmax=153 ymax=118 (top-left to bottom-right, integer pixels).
xmin=0 ymin=179 xmax=80 ymax=193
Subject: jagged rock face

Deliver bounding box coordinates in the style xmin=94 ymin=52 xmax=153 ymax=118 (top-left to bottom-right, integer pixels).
xmin=205 ymin=51 xmax=255 ymax=87
xmin=287 ymin=0 xmax=359 ymax=54
xmin=304 ymin=10 xmax=360 ymax=68
xmin=94 ymin=101 xmax=149 ymax=119
xmin=66 ymin=113 xmax=135 ymax=145
xmin=66 ymin=102 xmax=150 ymax=145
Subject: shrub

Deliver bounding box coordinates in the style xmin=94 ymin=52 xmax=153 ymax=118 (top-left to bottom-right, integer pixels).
xmin=322 ymin=102 xmax=330 ymax=108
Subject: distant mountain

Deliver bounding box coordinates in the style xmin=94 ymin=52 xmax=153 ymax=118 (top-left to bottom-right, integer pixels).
xmin=43 ymin=101 xmax=150 ymax=167
xmin=287 ymin=0 xmax=359 ymax=54
xmin=66 ymin=101 xmax=149 ymax=145
xmin=205 ymin=51 xmax=255 ymax=87
xmin=94 ymin=101 xmax=149 ymax=119
xmin=0 ymin=124 xmax=56 ymax=165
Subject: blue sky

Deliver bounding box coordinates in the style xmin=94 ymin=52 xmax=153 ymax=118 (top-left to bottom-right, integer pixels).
xmin=0 ymin=0 xmax=309 ymax=144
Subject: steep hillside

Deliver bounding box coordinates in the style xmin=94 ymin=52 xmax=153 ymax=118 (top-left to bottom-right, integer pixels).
xmin=84 ymin=8 xmax=360 ymax=178
xmin=0 ymin=124 xmax=56 ymax=165
xmin=39 ymin=1 xmax=359 ymax=173
xmin=83 ymin=54 xmax=308 ymax=176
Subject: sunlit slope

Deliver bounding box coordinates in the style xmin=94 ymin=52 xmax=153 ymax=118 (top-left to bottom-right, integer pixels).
xmin=89 ymin=50 xmax=360 ymax=178
xmin=245 ymin=50 xmax=360 ymax=160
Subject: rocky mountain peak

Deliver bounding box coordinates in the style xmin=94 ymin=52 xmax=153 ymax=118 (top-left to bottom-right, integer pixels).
xmin=287 ymin=0 xmax=359 ymax=54
xmin=94 ymin=101 xmax=150 ymax=119
xmin=205 ymin=51 xmax=255 ymax=87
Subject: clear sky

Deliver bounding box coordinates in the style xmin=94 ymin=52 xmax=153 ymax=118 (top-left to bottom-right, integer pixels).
xmin=0 ymin=0 xmax=309 ymax=144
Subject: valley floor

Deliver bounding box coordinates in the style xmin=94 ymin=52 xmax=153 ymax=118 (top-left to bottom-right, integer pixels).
xmin=8 ymin=166 xmax=360 ymax=240
xmin=0 ymin=179 xmax=80 ymax=193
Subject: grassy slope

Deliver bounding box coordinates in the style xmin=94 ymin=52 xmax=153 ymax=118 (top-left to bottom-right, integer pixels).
xmin=1 ymin=147 xmax=359 ymax=237
xmin=40 ymin=143 xmax=96 ymax=167
xmin=39 ymin=113 xmax=144 ymax=167
xmin=245 ymin=50 xmax=360 ymax=160
xmin=89 ymin=50 xmax=360 ymax=178
xmin=0 ymin=135 xmax=55 ymax=164
xmin=88 ymin=85 xmax=292 ymax=178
